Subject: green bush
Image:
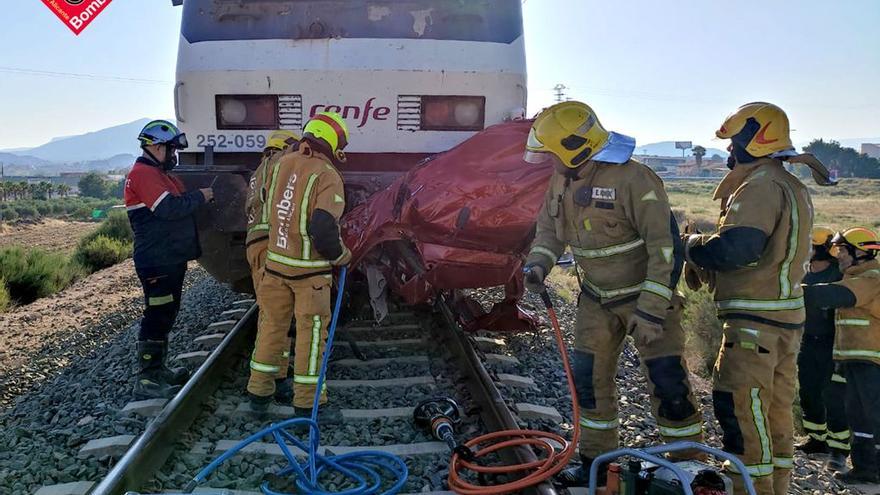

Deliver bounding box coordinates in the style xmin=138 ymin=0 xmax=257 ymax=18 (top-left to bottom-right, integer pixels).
xmin=14 ymin=204 xmax=38 ymax=218
xmin=74 ymin=235 xmax=132 ymax=272
xmin=0 ymin=246 xmax=82 ymax=305
xmin=0 ymin=280 xmax=9 ymax=312
xmin=0 ymin=206 xmax=18 ymax=222
xmin=36 ymin=203 xmax=52 ymax=215
xmin=681 ymin=286 xmax=723 ymax=376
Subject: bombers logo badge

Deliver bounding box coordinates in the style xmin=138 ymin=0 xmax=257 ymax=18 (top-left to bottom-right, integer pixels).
xmin=41 ymin=0 xmax=113 ymax=35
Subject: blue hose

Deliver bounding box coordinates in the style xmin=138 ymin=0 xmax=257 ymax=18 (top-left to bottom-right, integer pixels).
xmin=186 ymin=266 xmax=409 ymax=495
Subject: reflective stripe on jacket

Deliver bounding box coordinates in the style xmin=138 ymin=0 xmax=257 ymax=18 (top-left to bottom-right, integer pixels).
xmin=525 ymin=159 xmax=683 ymax=320
xmin=695 ymin=159 xmax=813 ymax=327
xmin=264 ymin=147 xmax=347 ymax=279
xmin=245 ymin=153 xmax=283 ymax=247
xmin=834 ymin=260 xmax=880 ymax=365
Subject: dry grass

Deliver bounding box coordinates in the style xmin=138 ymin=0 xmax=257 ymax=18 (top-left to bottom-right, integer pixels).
xmin=546 ymin=266 xmax=580 ymax=304
xmin=668 ymin=178 xmax=880 ymax=232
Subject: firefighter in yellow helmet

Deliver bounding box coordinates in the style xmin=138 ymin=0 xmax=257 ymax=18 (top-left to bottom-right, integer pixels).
xmin=246 ymin=113 xmax=351 ymax=414
xmin=683 ymin=102 xmax=833 ymax=494
xmin=246 ymin=129 xmax=301 ymax=290
xmin=244 ymin=130 xmax=300 ymax=404
xmin=523 ymin=101 xmax=703 ymax=487
xmin=795 ymin=226 xmax=850 ymax=471
xmin=803 ymin=228 xmax=880 ymax=484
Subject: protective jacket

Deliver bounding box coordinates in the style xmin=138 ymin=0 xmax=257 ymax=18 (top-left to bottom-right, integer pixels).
xmin=245 ymin=155 xmax=278 ymax=248
xmin=803 ymin=260 xmax=880 ymax=365
xmin=803 ymin=263 xmax=842 ymax=337
xmin=834 ymin=262 xmax=880 ymax=364
xmin=526 ymin=159 xmax=683 ymax=322
xmin=264 ymin=145 xmax=350 ymax=280
xmin=125 ymin=157 xmax=204 ymax=267
xmin=687 ymin=158 xmax=813 ymax=328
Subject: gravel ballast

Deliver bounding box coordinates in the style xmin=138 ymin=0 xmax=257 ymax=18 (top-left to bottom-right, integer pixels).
xmin=0 ymin=265 xmax=241 ymax=494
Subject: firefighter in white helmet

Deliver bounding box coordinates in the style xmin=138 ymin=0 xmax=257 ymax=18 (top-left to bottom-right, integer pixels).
xmin=523 ymin=101 xmax=703 ymax=487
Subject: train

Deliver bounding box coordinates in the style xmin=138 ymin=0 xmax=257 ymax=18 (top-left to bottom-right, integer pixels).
xmin=171 ymin=0 xmax=528 ymax=292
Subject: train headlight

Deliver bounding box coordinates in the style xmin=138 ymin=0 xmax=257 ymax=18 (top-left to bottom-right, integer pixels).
xmin=420 ymin=96 xmax=485 ymax=131
xmin=216 ymin=95 xmax=279 ymax=130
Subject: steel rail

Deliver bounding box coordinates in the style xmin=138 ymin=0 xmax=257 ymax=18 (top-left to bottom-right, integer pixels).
xmin=393 ymin=241 xmax=558 ymax=495
xmin=88 ymin=304 xmax=259 ymax=495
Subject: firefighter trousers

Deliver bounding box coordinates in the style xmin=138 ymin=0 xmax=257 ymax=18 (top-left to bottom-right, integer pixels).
xmin=248 ymin=271 xmax=331 ymax=408
xmin=135 ymin=262 xmax=187 ymax=341
xmin=247 ymin=243 xmax=292 ymax=381
xmin=573 ymin=293 xmax=703 ymax=459
xmin=712 ymin=321 xmax=801 ymax=495
xmin=796 ymin=334 xmax=850 ymax=452
xmin=843 ymin=362 xmax=880 ymax=473
xmin=246 ymin=242 xmax=267 ymax=294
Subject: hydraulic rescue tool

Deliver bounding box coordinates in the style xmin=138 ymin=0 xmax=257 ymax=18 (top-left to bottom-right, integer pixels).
xmin=447 ymin=279 xmax=580 ymax=494
xmin=413 ymin=397 xmax=475 ymax=461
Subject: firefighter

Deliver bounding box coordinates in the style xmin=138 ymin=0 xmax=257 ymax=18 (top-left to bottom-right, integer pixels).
xmin=245 ymin=130 xmax=301 ymax=291
xmin=683 ymin=102 xmax=834 ymax=494
xmin=246 ymin=112 xmax=351 ymax=414
xmin=796 ymin=226 xmax=850 ymax=469
xmin=125 ymin=120 xmax=213 ymax=399
xmin=803 ymin=228 xmax=880 ymax=483
xmin=244 ymin=130 xmax=300 ymax=404
xmin=522 ymin=101 xmax=703 ymax=487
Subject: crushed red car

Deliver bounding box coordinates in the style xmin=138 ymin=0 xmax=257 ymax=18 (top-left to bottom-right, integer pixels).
xmin=341 ymin=120 xmax=553 ymax=331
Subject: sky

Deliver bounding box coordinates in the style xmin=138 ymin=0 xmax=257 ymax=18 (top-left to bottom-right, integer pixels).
xmin=1 ymin=0 xmax=878 ymax=150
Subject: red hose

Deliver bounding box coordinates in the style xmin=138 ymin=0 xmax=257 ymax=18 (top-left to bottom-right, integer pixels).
xmin=448 ymin=302 xmax=580 ymax=494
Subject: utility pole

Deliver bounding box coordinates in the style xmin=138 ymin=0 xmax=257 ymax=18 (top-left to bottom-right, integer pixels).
xmin=553 ymin=84 xmax=568 ymax=103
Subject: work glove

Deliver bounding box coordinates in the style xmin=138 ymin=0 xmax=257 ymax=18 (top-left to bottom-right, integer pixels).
xmin=523 ymin=264 xmax=547 ymax=293
xmin=627 ymin=312 xmax=664 ymax=348
xmin=684 ymin=262 xmax=716 ymax=292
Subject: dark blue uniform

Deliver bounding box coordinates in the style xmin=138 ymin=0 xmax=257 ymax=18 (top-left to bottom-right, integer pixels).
xmin=124 ymin=157 xmax=205 ymax=340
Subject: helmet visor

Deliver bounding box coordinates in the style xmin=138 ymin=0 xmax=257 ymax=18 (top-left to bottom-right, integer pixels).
xmin=524 ymin=127 xmax=550 ymax=163
xmin=170 ymin=133 xmax=189 ymax=150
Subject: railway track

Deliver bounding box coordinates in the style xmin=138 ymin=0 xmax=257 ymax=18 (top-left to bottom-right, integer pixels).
xmin=35 ymin=292 xmax=572 ymax=495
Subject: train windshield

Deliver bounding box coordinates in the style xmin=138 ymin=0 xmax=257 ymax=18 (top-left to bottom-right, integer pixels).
xmin=181 ymin=0 xmax=523 ymax=44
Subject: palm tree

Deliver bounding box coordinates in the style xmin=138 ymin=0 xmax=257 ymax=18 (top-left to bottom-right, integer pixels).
xmin=692 ymin=145 xmax=707 ymax=167
xmin=57 ymin=183 xmax=71 ymax=198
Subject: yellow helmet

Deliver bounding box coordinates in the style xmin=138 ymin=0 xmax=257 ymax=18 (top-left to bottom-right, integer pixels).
xmin=716 ymin=102 xmax=793 ymax=157
xmin=811 ymin=226 xmax=834 ymax=247
xmin=831 ymin=227 xmax=880 ymax=255
xmin=265 ymin=129 xmax=300 ymax=153
xmin=303 ymin=112 xmax=350 ymax=162
xmin=524 ymin=101 xmax=635 ymax=168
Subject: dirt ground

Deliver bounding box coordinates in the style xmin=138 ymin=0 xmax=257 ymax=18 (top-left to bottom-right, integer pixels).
xmin=0 ymin=259 xmax=143 ymax=406
xmin=0 ymin=219 xmax=98 ymax=254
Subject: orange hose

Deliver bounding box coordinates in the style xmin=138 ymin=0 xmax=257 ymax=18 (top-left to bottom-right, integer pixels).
xmin=448 ymin=304 xmax=581 ymax=494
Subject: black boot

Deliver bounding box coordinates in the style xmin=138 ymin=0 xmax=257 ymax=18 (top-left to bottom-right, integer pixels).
xmin=158 ymin=339 xmax=189 ymax=386
xmin=827 ymin=449 xmax=848 ymax=472
xmin=274 ymin=378 xmax=293 ymax=403
xmin=556 ymin=456 xmax=607 ymax=488
xmin=796 ymin=437 xmax=829 ymax=456
xmin=134 ymin=340 xmax=182 ymax=399
xmin=247 ymin=392 xmax=272 ymax=416
xmin=835 ymin=467 xmax=879 ymax=484
xmin=836 ymin=438 xmax=879 ymax=483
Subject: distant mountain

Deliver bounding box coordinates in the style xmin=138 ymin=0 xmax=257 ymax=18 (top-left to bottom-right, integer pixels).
xmin=14 ymin=118 xmax=152 ymax=163
xmin=636 ymin=141 xmax=728 ymax=158
xmin=0 ymin=151 xmax=135 ymax=177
